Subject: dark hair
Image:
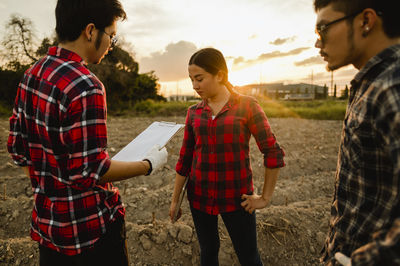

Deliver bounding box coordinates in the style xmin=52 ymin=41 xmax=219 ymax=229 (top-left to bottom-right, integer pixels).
xmin=314 ymin=0 xmax=400 ymax=38
xmin=56 ymin=0 xmax=127 ymax=43
xmin=189 ymin=48 xmax=234 ymax=92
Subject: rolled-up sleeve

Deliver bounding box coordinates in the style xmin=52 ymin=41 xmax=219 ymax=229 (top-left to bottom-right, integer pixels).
xmin=176 ymin=108 xmax=195 ymax=177
xmin=62 ymin=86 xmax=111 ymax=189
xmin=7 ymin=88 xmax=28 ymax=166
xmin=351 ymin=218 xmax=400 ymax=265
xmin=247 ymin=98 xmax=285 ymax=168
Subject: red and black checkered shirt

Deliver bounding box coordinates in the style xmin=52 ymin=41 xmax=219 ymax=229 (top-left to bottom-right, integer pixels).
xmin=176 ymin=93 xmax=285 ymax=215
xmin=7 ymin=47 xmax=124 ymax=255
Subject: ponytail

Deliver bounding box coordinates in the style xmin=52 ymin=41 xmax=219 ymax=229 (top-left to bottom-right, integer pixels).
xmin=224 ymin=80 xmax=235 ymax=94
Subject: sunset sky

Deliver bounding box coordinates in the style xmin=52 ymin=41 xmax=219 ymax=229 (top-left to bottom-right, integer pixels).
xmin=0 ymin=0 xmax=357 ymax=96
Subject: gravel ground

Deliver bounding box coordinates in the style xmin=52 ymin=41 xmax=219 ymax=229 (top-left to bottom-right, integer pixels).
xmin=0 ymin=116 xmax=343 ymax=265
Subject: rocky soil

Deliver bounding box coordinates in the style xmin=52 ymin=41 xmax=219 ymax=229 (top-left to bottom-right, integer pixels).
xmin=0 ymin=116 xmax=343 ymax=265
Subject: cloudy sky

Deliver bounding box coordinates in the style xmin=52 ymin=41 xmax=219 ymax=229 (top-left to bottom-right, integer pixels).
xmin=0 ymin=0 xmax=356 ymax=96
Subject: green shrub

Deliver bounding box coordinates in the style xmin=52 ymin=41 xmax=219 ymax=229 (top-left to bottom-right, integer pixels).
xmin=135 ymin=99 xmax=347 ymax=120
xmin=133 ymin=99 xmax=159 ymax=115
xmin=1 ymin=99 xmax=347 ymax=120
xmin=126 ymin=100 xmax=197 ymax=117
xmin=260 ymin=100 xmax=347 ymax=120
xmin=0 ymin=104 xmax=11 ymax=117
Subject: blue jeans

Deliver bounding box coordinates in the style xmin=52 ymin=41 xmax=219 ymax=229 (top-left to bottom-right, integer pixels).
xmin=190 ymin=206 xmax=263 ymax=266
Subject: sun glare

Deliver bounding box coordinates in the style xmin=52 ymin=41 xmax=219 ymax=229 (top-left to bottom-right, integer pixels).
xmin=230 ymin=66 xmax=261 ymax=86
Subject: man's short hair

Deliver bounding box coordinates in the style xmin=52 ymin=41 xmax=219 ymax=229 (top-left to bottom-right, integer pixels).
xmin=56 ymin=0 xmax=127 ymax=43
xmin=314 ymin=0 xmax=400 ymax=38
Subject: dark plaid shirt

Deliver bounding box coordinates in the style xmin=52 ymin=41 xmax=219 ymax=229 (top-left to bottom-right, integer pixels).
xmin=321 ymin=44 xmax=400 ymax=265
xmin=176 ymin=93 xmax=285 ymax=215
xmin=7 ymin=47 xmax=124 ymax=255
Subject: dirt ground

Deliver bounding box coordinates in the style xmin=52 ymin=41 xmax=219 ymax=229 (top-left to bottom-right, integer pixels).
xmin=0 ymin=116 xmax=343 ymax=266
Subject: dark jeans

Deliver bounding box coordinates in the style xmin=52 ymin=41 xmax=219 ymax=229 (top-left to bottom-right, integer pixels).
xmin=190 ymin=206 xmax=263 ymax=266
xmin=39 ymin=218 xmax=129 ymax=266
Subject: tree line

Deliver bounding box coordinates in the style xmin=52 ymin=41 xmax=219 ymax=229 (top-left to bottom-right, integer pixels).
xmin=0 ymin=14 xmax=165 ymax=114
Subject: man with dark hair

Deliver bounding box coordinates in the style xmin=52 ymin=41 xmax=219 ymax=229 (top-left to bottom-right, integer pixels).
xmin=7 ymin=0 xmax=168 ymax=265
xmin=314 ymin=0 xmax=400 ymax=265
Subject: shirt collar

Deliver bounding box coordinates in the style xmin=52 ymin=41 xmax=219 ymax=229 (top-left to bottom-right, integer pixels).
xmin=351 ymin=43 xmax=400 ymax=86
xmin=196 ymin=91 xmax=240 ymax=110
xmin=47 ymin=46 xmax=86 ymax=65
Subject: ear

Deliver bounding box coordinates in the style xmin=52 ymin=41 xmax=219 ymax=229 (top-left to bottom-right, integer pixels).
xmin=84 ymin=23 xmax=96 ymax=42
xmin=216 ymin=70 xmax=225 ymax=83
xmin=359 ymin=8 xmax=378 ymax=36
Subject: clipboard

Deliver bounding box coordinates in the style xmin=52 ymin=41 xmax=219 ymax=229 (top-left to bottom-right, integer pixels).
xmin=112 ymin=121 xmax=184 ymax=162
xmin=172 ymin=176 xmax=189 ymax=223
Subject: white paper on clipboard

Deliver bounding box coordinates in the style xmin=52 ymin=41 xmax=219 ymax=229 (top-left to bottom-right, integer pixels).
xmin=112 ymin=121 xmax=184 ymax=162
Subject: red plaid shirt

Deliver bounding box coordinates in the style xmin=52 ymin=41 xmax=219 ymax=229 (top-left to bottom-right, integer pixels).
xmin=7 ymin=47 xmax=124 ymax=255
xmin=176 ymin=93 xmax=285 ymax=215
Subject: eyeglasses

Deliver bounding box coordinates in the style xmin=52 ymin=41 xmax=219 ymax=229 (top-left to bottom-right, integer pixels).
xmin=100 ymin=30 xmax=118 ymax=49
xmin=315 ymin=11 xmax=362 ymax=43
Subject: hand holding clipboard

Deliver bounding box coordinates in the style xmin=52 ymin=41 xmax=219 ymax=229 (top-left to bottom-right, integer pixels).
xmin=112 ymin=121 xmax=183 ymax=162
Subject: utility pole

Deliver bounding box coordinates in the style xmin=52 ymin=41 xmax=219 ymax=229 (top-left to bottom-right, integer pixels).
xmin=176 ymin=81 xmax=179 ymax=101
xmin=311 ymin=70 xmax=314 ymax=86
xmin=330 ymin=71 xmax=334 ymax=97
xmin=311 ymin=70 xmax=315 ymax=98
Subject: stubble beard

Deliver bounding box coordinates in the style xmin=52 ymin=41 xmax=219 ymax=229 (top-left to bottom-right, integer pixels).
xmin=326 ymin=24 xmax=356 ymax=71
xmin=93 ymin=33 xmax=106 ymax=65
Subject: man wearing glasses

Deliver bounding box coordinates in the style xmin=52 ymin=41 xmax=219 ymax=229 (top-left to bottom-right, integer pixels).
xmin=314 ymin=0 xmax=400 ymax=265
xmin=7 ymin=0 xmax=168 ymax=265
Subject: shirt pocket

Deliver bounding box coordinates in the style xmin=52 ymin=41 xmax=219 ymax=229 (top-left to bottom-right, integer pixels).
xmin=342 ymin=110 xmax=363 ymax=169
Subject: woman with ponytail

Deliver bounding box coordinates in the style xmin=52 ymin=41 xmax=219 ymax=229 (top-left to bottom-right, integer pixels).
xmin=169 ymin=48 xmax=285 ymax=266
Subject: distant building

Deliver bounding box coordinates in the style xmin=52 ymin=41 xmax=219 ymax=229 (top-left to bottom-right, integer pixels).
xmin=167 ymin=94 xmax=200 ymax=102
xmin=235 ymin=83 xmax=327 ymax=100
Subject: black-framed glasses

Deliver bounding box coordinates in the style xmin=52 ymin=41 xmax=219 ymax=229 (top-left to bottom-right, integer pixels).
xmin=100 ymin=30 xmax=118 ymax=49
xmin=315 ymin=11 xmax=362 ymax=42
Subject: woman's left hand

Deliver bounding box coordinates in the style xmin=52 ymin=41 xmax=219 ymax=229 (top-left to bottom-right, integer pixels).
xmin=240 ymin=194 xmax=269 ymax=214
